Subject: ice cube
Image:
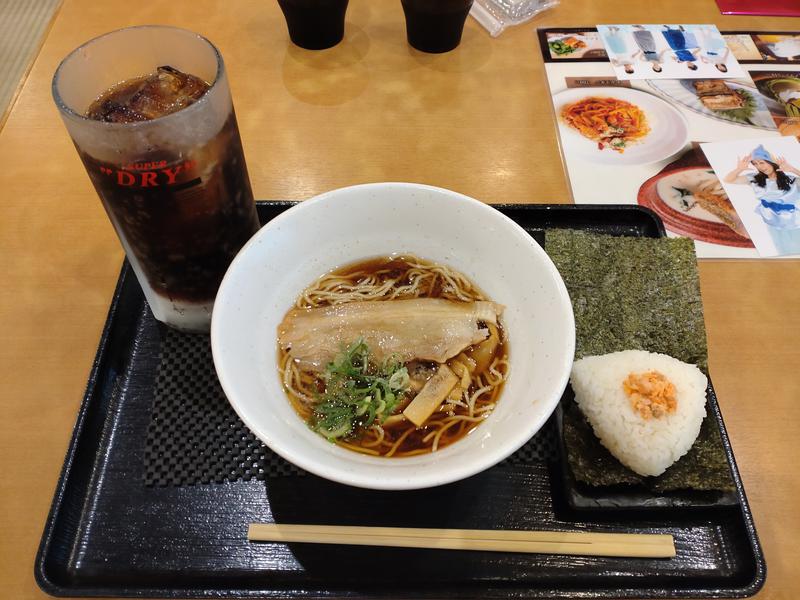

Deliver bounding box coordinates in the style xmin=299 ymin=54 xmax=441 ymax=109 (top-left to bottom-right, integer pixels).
xmin=127 ymin=66 xmax=209 ymax=119
xmin=89 ymin=99 xmax=149 ymax=123
xmin=86 ymin=66 xmax=210 ymax=122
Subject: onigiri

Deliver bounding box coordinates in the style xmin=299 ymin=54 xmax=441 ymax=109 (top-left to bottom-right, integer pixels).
xmin=570 ymin=350 xmax=708 ymax=477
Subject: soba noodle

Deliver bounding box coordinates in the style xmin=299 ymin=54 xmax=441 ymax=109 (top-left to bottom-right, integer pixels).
xmin=278 ymin=255 xmax=509 ymax=457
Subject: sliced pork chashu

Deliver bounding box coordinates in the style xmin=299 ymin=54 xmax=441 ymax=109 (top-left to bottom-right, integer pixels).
xmin=278 ymin=298 xmax=503 ymax=371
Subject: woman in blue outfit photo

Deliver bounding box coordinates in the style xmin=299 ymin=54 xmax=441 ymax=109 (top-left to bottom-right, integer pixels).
xmin=724 ymin=144 xmax=800 ymax=255
xmin=602 ymin=26 xmax=639 ymax=74
xmin=631 ymin=25 xmax=664 ymax=73
xmin=662 ymin=26 xmax=700 ymax=71
xmin=695 ymin=26 xmax=730 ymax=72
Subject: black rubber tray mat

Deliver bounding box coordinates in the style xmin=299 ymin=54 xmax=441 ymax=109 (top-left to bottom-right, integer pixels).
xmin=141 ymin=327 xmax=558 ymax=488
xmin=35 ymin=203 xmax=765 ymax=599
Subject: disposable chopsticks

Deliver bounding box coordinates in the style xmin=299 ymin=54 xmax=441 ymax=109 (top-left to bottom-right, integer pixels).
xmin=247 ymin=524 xmax=676 ymax=558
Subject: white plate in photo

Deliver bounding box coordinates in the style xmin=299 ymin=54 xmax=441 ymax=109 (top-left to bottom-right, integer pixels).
xmin=647 ymin=79 xmax=777 ymax=130
xmin=553 ymin=87 xmax=690 ymax=166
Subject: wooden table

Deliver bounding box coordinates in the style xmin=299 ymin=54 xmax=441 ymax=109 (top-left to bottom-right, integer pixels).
xmin=1 ymin=1 xmax=797 ymax=598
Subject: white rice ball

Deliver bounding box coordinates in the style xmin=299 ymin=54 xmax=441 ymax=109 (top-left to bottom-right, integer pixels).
xmin=570 ymin=350 xmax=708 ymax=477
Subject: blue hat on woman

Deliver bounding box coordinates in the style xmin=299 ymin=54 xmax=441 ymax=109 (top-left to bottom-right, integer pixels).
xmin=751 ymin=144 xmax=776 ymax=163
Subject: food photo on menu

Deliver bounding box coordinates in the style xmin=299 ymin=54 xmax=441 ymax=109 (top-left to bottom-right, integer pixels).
xmin=721 ymin=33 xmax=763 ymax=60
xmin=752 ymin=33 xmax=800 ymax=61
xmin=538 ymin=26 xmax=800 ymax=258
xmin=637 ymin=146 xmax=752 ymax=247
xmin=545 ymin=30 xmax=606 ymax=59
xmin=750 ymin=70 xmax=800 ymax=136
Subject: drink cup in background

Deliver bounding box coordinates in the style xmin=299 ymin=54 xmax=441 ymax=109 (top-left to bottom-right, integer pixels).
xmin=277 ymin=0 xmax=350 ymax=50
xmin=52 ymin=26 xmax=261 ymax=333
xmin=401 ymin=0 xmax=474 ymax=53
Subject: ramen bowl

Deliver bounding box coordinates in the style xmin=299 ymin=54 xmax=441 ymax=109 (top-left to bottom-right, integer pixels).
xmin=211 ymin=183 xmax=575 ymax=490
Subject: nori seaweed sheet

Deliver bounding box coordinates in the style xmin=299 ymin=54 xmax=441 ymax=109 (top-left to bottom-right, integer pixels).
xmin=546 ymin=229 xmax=734 ymax=493
xmin=547 ymin=229 xmax=707 ymax=370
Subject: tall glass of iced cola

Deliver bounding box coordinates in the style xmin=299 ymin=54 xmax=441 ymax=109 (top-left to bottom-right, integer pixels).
xmin=52 ymin=26 xmax=260 ymax=332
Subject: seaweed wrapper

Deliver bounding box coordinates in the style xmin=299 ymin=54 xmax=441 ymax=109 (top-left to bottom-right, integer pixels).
xmin=547 ymin=229 xmax=734 ymax=493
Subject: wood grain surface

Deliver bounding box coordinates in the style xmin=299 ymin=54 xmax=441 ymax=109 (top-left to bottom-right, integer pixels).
xmin=0 ymin=1 xmax=797 ymax=599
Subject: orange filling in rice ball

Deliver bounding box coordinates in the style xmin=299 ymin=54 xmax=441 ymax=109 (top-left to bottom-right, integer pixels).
xmin=623 ymin=371 xmax=677 ymax=420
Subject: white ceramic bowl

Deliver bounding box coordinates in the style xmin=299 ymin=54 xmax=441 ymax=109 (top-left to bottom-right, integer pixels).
xmin=211 ymin=183 xmax=575 ymax=490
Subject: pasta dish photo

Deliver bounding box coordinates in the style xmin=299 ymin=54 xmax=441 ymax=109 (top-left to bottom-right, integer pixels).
xmin=561 ymin=96 xmax=651 ymax=153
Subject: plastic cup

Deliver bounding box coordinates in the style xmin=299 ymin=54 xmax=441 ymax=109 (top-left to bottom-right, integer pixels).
xmin=277 ymin=0 xmax=350 ymax=50
xmin=401 ymin=0 xmax=474 ymax=54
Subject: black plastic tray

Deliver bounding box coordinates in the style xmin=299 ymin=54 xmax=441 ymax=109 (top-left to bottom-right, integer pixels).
xmin=35 ymin=202 xmax=765 ymax=599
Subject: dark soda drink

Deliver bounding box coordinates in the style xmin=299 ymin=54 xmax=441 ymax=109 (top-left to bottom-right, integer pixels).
xmin=401 ymin=0 xmax=474 ymax=53
xmin=277 ymin=0 xmax=349 ymax=50
xmin=81 ymin=67 xmax=260 ymax=328
xmin=53 ymin=27 xmax=260 ymax=332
